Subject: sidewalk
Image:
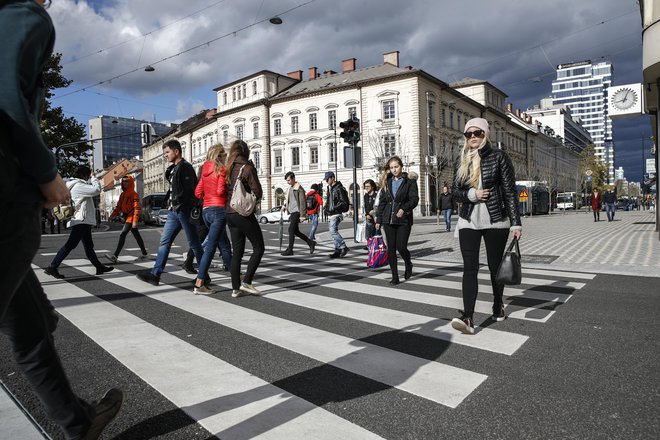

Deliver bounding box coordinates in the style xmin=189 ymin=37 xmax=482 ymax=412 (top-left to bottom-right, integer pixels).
xmin=319 ymin=210 xmax=660 ymax=278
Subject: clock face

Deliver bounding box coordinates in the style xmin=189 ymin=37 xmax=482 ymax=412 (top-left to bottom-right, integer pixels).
xmin=610 ymin=87 xmax=638 ymax=111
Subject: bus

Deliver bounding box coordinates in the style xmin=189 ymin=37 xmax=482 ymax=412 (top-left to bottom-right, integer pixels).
xmin=141 ymin=193 xmax=168 ymax=224
xmin=556 ymin=192 xmax=581 ymax=210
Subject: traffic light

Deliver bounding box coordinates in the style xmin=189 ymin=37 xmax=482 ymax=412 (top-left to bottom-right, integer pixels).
xmin=339 ymin=117 xmax=360 ymax=144
xmin=140 ymin=123 xmax=155 ymax=146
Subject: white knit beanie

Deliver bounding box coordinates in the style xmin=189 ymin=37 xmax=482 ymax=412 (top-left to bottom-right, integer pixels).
xmin=464 ymin=118 xmax=490 ymax=138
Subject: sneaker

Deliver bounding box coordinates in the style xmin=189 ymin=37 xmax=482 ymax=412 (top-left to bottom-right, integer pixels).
xmin=281 ymin=249 xmax=294 ymax=256
xmin=80 ymin=388 xmax=124 ymax=440
xmin=44 ymin=266 xmax=64 ymax=279
xmin=340 ymin=246 xmax=350 ymax=258
xmin=181 ymin=263 xmax=197 ymax=274
xmin=137 ymin=253 xmax=149 ymax=260
xmin=136 ymin=271 xmax=159 ymax=286
xmin=193 ymin=284 xmax=215 ymax=295
xmin=105 ymin=253 xmax=118 ymax=264
xmin=492 ymin=304 xmax=506 ymax=322
xmin=309 ymin=240 xmax=316 ymax=254
xmin=96 ymin=266 xmax=114 ymax=275
xmin=329 ymin=251 xmax=341 ymax=258
xmin=451 ymin=315 xmax=475 ymax=335
xmin=239 ymin=282 xmax=260 ymax=296
xmin=232 ymin=289 xmax=249 ymax=298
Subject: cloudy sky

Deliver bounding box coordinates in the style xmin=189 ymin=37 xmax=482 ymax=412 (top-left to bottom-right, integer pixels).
xmin=47 ymin=0 xmax=651 ymax=182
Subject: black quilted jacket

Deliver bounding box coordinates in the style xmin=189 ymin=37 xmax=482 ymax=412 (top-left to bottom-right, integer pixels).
xmin=452 ymin=143 xmax=521 ymax=227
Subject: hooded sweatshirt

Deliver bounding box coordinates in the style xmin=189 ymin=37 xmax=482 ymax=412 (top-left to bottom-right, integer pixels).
xmin=194 ymin=160 xmax=227 ymax=207
xmin=110 ymin=175 xmax=141 ymax=224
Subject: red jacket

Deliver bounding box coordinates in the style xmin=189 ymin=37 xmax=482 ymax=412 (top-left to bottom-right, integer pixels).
xmin=194 ymin=161 xmax=227 ymax=207
xmin=305 ymin=189 xmax=323 ymax=215
xmin=590 ymin=191 xmax=601 ymax=210
xmin=110 ymin=175 xmax=141 ymax=224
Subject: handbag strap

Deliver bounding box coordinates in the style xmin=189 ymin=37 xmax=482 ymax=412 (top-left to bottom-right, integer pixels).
xmin=506 ymin=237 xmax=520 ymax=256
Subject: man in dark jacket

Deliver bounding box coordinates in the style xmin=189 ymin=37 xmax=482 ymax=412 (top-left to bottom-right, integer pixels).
xmin=0 ymin=1 xmax=123 ymax=438
xmin=439 ymin=185 xmax=454 ymax=232
xmin=137 ymin=139 xmax=204 ymax=285
xmin=602 ymin=187 xmax=617 ymax=222
xmin=324 ymin=171 xmax=350 ymax=258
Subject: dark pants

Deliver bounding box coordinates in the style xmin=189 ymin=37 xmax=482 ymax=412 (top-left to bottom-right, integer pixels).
xmin=227 ymin=212 xmax=265 ymax=290
xmin=0 ymin=202 xmax=92 ymax=439
xmin=113 ymin=222 xmax=147 ymax=256
xmin=286 ymin=212 xmax=310 ymax=251
xmin=593 ymin=207 xmax=600 ymax=221
xmin=382 ymin=224 xmax=412 ymax=278
xmin=458 ymin=227 xmax=509 ymax=318
xmin=50 ymin=224 xmax=104 ymax=270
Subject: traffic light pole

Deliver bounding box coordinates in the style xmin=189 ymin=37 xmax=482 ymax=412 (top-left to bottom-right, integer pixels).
xmin=352 ymin=139 xmax=358 ymax=242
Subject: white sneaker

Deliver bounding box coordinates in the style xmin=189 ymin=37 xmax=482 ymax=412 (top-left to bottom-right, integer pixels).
xmin=232 ymin=289 xmax=249 ymax=298
xmin=193 ymin=285 xmax=215 ymax=295
xmin=105 ymin=254 xmax=118 ymax=264
xmin=138 ymin=253 xmax=149 ymax=260
xmin=239 ymin=282 xmax=260 ymax=296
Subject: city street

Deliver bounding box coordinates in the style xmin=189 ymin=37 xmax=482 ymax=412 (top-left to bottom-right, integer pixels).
xmin=1 ymin=210 xmax=659 ymax=439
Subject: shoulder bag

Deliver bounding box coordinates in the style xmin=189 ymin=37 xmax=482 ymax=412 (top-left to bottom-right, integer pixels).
xmin=230 ymin=165 xmax=257 ymax=217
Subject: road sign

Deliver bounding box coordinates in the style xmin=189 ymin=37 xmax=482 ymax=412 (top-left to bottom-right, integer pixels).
xmin=519 ymin=187 xmax=528 ymax=202
xmin=585 ymin=169 xmax=593 ymax=176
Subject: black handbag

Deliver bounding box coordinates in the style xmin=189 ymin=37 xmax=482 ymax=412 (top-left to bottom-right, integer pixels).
xmin=495 ymin=237 xmax=522 ymax=285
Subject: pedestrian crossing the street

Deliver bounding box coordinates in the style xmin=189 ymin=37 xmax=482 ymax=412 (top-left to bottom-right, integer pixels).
xmin=34 ymin=244 xmax=595 ymax=439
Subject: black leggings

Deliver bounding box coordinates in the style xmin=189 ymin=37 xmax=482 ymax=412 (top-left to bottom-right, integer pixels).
xmin=227 ymin=213 xmax=265 ymax=290
xmin=458 ymin=228 xmax=509 ymax=317
xmin=113 ymin=222 xmax=147 ymax=256
xmin=382 ymin=224 xmax=412 ymax=277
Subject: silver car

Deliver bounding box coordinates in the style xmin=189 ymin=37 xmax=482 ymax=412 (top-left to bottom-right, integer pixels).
xmin=156 ymin=209 xmax=169 ymax=226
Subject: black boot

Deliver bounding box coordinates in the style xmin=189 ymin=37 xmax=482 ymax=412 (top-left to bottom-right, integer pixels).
xmin=404 ymin=262 xmax=413 ymax=280
xmin=44 ymin=266 xmax=64 ymax=279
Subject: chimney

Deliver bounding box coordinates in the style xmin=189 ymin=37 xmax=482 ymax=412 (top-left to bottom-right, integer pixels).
xmin=342 ymin=58 xmax=356 ymax=73
xmin=323 ymin=70 xmax=337 ymax=76
xmin=287 ymin=70 xmax=303 ymax=81
xmin=516 ymin=108 xmax=521 ymax=118
xmin=383 ymin=50 xmax=400 ymax=67
xmin=507 ymin=103 xmax=513 ymax=112
xmin=308 ymin=67 xmax=318 ymax=80
xmin=404 ymin=65 xmax=413 ymax=70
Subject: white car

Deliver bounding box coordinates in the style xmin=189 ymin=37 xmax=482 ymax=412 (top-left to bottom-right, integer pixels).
xmin=257 ymin=206 xmax=290 ymax=224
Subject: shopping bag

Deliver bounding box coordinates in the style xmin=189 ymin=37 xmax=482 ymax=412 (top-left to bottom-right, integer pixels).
xmin=367 ymin=233 xmax=389 ymax=268
xmin=355 ymin=221 xmax=365 ymax=243
xmin=495 ymin=237 xmax=522 ymax=285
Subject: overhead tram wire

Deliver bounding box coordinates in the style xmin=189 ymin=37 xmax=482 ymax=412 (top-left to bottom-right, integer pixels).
xmin=53 ymin=0 xmax=317 ymax=101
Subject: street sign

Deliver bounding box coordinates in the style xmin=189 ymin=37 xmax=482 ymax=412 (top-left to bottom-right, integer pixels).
xmin=646 ymin=158 xmax=656 ymax=174
xmin=585 ymin=169 xmax=593 ymax=176
xmin=519 ymin=187 xmax=528 ymax=202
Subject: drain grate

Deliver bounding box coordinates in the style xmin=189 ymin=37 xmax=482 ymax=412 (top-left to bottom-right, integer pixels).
xmin=521 ymin=254 xmax=559 ymax=264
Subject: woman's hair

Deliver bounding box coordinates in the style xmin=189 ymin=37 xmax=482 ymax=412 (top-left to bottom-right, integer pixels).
xmin=386 ymin=155 xmax=404 ymax=170
xmin=456 ymin=134 xmax=489 ymax=188
xmin=206 ymin=143 xmax=226 ymax=175
xmin=74 ymin=165 xmax=91 ymax=179
xmin=363 ymin=179 xmax=377 ymax=191
xmin=225 ymin=139 xmax=249 ymax=184
xmin=378 ymin=163 xmax=389 ymax=189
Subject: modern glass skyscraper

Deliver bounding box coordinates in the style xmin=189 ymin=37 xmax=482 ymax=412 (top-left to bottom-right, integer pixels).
xmin=89 ymin=115 xmax=171 ymax=170
xmin=551 ymin=60 xmax=614 ymax=183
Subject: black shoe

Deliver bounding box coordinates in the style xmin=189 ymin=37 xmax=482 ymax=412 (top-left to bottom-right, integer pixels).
xmin=44 ymin=266 xmax=64 ymax=279
xmin=222 ymin=265 xmax=230 ymax=272
xmin=404 ymin=263 xmax=413 ymax=280
xmin=329 ymin=251 xmax=341 ymax=258
xmin=389 ymin=277 xmax=400 ymax=285
xmin=492 ymin=304 xmax=506 ymax=322
xmin=281 ymin=249 xmax=294 ymax=256
xmin=309 ymin=240 xmax=316 ymax=254
xmin=80 ymin=388 xmax=124 ymax=440
xmin=181 ymin=263 xmax=197 ymax=274
xmin=451 ymin=314 xmax=475 ymax=335
xmin=363 ymin=246 xmax=369 ymax=251
xmin=340 ymin=246 xmax=350 ymax=257
xmin=96 ymin=266 xmax=114 ymax=275
xmin=137 ymin=271 xmax=160 ymax=286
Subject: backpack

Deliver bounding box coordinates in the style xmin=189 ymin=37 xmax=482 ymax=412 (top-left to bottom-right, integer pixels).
xmin=338 ymin=186 xmax=350 ymax=213
xmin=52 ymin=182 xmax=79 ymax=222
xmin=230 ymin=165 xmax=257 ymax=217
xmin=305 ymin=193 xmax=318 ymax=211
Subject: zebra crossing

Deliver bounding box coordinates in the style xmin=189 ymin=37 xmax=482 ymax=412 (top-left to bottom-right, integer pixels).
xmin=33 ymin=244 xmax=595 ymax=439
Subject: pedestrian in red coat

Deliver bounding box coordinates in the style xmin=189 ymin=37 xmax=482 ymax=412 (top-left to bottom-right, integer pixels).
xmin=590 ymin=189 xmax=601 ymax=222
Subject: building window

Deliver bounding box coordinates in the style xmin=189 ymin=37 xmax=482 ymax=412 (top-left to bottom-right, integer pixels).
xmin=242 ymin=84 xmax=246 ymax=98
xmin=291 ymin=146 xmax=300 ymax=168
xmin=309 ymin=113 xmax=317 ymax=131
xmin=428 ymin=135 xmax=436 ymax=155
xmin=348 ymin=106 xmax=357 ymax=119
xmin=328 ymin=142 xmax=337 ymax=163
xmin=328 ymin=110 xmax=336 ymax=129
xmin=223 ymin=92 xmax=227 ymax=105
xmin=291 ymin=116 xmax=299 ymax=133
xmin=274 ymin=150 xmax=283 ymax=173
xmin=274 ymin=119 xmax=282 ymax=136
xmin=253 ymin=122 xmax=259 ymax=139
xmin=383 ymin=134 xmax=396 ymax=157
xmin=236 ymin=125 xmax=244 ymax=140
xmin=428 ymin=100 xmax=436 ymax=127
xmin=382 ymin=100 xmax=395 ymax=120
xmin=252 ymin=81 xmax=257 ymax=95
xmin=442 ymin=108 xmax=446 ymax=127
xmin=310 ymin=145 xmax=319 ymax=169
xmin=232 ymin=88 xmax=236 ymax=101
xmin=450 ymin=111 xmax=454 ymax=129
xmin=223 ymin=130 xmax=228 ymax=145
xmin=253 ymin=151 xmax=260 ymax=173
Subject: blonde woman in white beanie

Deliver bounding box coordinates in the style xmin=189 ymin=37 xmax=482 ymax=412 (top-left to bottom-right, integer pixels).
xmin=450 ymin=118 xmax=522 ymax=335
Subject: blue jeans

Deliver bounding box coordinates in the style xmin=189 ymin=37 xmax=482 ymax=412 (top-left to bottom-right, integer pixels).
xmin=328 ymin=214 xmax=346 ymax=251
xmin=152 ymin=209 xmax=203 ymax=278
xmin=442 ymin=208 xmax=452 ymax=231
xmin=605 ymin=203 xmax=615 ymax=221
xmin=309 ymin=213 xmax=319 ymax=240
xmin=197 ymin=207 xmax=228 ymax=281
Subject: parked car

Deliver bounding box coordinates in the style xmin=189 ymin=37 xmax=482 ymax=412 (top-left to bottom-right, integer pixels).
xmin=257 ymin=206 xmax=290 ymax=224
xmin=156 ymin=209 xmax=169 ymax=226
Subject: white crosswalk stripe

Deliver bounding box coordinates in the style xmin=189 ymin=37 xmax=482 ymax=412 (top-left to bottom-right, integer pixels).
xmin=34 ymin=245 xmax=590 ymax=439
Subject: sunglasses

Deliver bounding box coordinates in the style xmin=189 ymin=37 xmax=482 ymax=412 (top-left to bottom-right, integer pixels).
xmin=464 ymin=129 xmax=485 ymax=139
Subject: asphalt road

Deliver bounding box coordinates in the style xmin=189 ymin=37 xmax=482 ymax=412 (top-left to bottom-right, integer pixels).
xmin=1 ymin=221 xmax=659 ymax=439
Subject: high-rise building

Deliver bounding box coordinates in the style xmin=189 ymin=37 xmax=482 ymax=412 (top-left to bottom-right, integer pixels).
xmin=551 ymin=60 xmax=614 ymax=182
xmin=89 ymin=115 xmax=171 ymax=170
